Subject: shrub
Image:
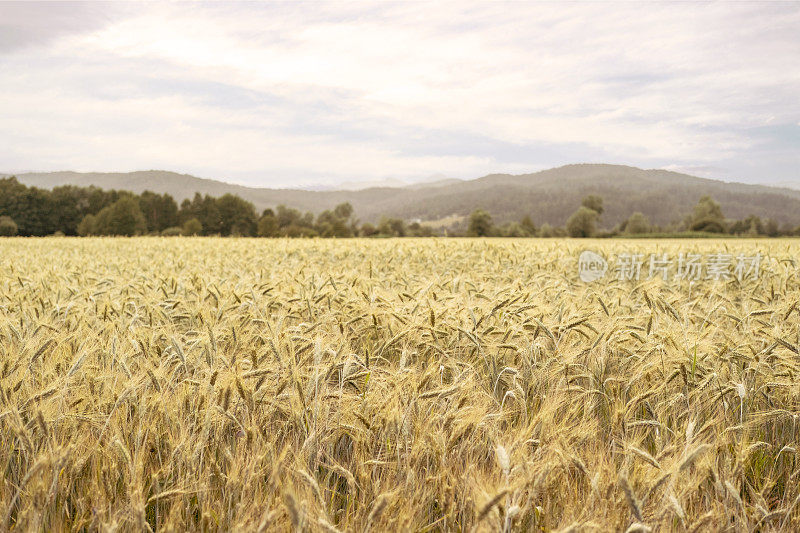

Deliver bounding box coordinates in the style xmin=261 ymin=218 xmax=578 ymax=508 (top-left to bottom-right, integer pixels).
xmin=77 ymin=214 xmax=97 ymax=236
xmin=182 ymin=218 xmax=203 ymax=236
xmin=566 ymin=206 xmax=599 ymax=237
xmin=161 ymin=226 xmax=183 ymax=237
xmin=0 ymin=216 xmax=18 ymax=236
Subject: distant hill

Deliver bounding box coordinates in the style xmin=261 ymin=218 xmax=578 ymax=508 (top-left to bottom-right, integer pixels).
xmin=405 ymin=177 xmax=464 ymax=190
xmin=338 ymin=178 xmax=409 ymax=190
xmin=8 ymin=165 xmax=800 ymax=228
xmin=769 ymin=180 xmax=800 ymax=191
xmin=338 ymin=175 xmax=462 ymax=190
xmin=8 ymin=170 xmax=258 ymax=202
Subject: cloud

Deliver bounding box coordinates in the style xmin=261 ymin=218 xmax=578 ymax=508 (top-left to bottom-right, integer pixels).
xmin=0 ymin=1 xmax=798 ymax=186
xmin=0 ymin=2 xmax=120 ymax=53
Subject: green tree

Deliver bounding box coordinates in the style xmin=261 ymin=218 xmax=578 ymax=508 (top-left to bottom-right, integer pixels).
xmin=50 ymin=185 xmax=98 ymax=235
xmin=408 ymin=222 xmax=435 ymax=237
xmin=0 ymin=216 xmax=18 ymax=236
xmin=689 ymin=196 xmax=725 ymax=233
xmin=520 ymin=215 xmax=536 ymax=236
xmin=257 ymin=210 xmax=280 ymax=237
xmin=179 ymin=193 xmax=221 ymax=235
xmin=729 ymin=214 xmax=763 ymax=235
xmin=377 ymin=217 xmax=406 ymax=237
xmin=182 ymin=217 xmax=203 ymax=236
xmin=624 ymin=212 xmax=650 ymax=235
xmin=764 ymin=218 xmax=779 ymax=237
xmin=139 ymin=191 xmax=179 ymax=233
xmin=315 ymin=202 xmax=355 ymax=237
xmin=333 ymin=202 xmax=354 ymax=220
xmin=274 ymin=205 xmax=316 ymax=236
xmin=566 ymin=206 xmax=599 ymax=237
xmin=467 ymin=209 xmax=493 ymax=237
xmin=77 ymin=214 xmax=97 ymax=236
xmin=503 ymin=222 xmax=528 ymax=237
xmin=96 ymin=196 xmax=147 ymax=236
xmin=275 ymin=205 xmax=302 ymax=228
xmin=217 ymin=194 xmax=257 ymax=236
xmin=0 ymin=177 xmax=55 ymax=236
xmin=581 ymin=195 xmax=604 ymax=215
xmin=360 ymin=223 xmax=378 ymax=237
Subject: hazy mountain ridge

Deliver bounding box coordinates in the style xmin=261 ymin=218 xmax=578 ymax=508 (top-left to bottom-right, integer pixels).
xmin=7 ymin=164 xmax=800 ymax=228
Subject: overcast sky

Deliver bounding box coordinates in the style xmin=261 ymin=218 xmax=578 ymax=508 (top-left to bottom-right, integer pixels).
xmin=1 ymin=1 xmax=798 ymax=188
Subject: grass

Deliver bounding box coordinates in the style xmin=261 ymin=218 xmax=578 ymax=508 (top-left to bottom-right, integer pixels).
xmin=0 ymin=237 xmax=798 ymax=531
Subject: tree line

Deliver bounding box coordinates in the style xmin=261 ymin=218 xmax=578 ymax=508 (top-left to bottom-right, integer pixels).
xmin=0 ymin=176 xmax=415 ymax=237
xmin=511 ymin=194 xmax=795 ymax=237
xmin=463 ymin=194 xmax=799 ymax=237
xmin=0 ymin=176 xmax=798 ymax=237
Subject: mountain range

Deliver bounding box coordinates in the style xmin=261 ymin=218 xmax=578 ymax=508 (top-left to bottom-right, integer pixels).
xmin=6 ymin=164 xmax=800 ymax=228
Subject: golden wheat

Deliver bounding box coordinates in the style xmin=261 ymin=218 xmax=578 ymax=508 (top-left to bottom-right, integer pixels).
xmin=0 ymin=237 xmax=798 ymax=531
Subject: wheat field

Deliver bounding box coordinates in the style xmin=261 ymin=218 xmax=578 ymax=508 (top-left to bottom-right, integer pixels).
xmin=0 ymin=237 xmax=798 ymax=532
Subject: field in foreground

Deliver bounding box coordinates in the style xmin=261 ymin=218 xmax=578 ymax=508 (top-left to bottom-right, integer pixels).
xmin=0 ymin=237 xmax=799 ymax=532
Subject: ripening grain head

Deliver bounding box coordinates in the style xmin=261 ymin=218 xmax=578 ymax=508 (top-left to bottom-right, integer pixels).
xmin=0 ymin=237 xmax=798 ymax=531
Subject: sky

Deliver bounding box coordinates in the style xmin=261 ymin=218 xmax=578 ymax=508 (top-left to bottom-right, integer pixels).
xmin=1 ymin=1 xmax=799 ymax=188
